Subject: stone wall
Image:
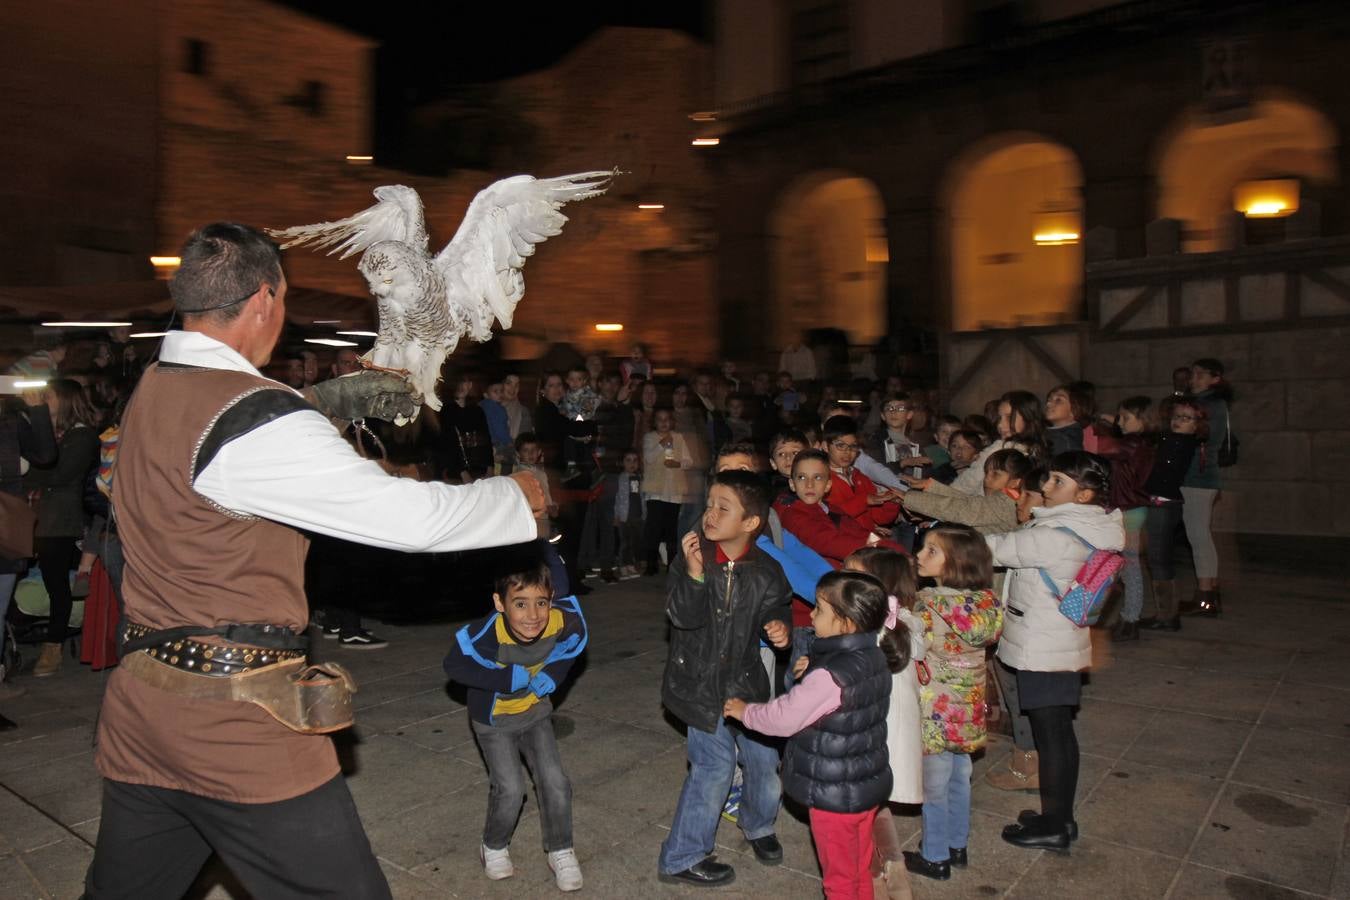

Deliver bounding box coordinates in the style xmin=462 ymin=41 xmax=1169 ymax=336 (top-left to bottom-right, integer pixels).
xmin=1084 ymin=324 xmax=1350 ymax=537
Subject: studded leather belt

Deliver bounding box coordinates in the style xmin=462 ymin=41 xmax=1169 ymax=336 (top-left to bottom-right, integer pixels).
xmin=122 ymin=621 xmax=306 ymax=678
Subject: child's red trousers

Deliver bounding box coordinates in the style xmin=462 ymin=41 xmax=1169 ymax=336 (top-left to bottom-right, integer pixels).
xmin=809 ymin=806 xmax=878 ymax=899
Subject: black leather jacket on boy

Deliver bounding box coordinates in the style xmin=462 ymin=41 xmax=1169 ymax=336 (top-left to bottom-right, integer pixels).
xmin=662 ymin=536 xmax=792 ymax=733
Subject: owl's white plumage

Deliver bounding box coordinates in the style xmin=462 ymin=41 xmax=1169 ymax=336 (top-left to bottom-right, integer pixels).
xmin=269 ymin=171 xmax=612 ymax=412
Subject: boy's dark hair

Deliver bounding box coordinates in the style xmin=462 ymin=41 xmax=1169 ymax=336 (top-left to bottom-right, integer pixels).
xmin=514 ymin=431 xmax=540 ymax=454
xmin=1118 ymin=395 xmax=1155 ymax=431
xmin=711 ymin=470 xmax=770 ymax=530
xmin=815 ymin=570 xmax=902 ymax=665
xmin=1049 ymin=383 xmax=1096 ymax=425
xmin=769 ymin=429 xmax=809 ymax=455
xmin=1049 ymin=451 xmax=1112 ymax=504
xmin=936 ymin=414 xmax=962 ymax=430
xmin=495 ymin=560 xmax=553 ymax=600
xmin=950 ymin=428 xmax=987 ymax=452
xmin=716 ymin=442 xmax=758 ymax=464
xmin=1191 ymin=357 xmax=1234 ymax=402
xmin=791 ymin=448 xmax=830 ymax=474
xmin=822 ymin=414 xmax=858 ymax=443
xmin=920 ymin=524 xmax=994 ymax=591
xmin=985 ymin=448 xmax=1033 ymax=482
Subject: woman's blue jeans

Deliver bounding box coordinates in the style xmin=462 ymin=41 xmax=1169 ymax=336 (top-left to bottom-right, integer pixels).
xmin=921 ymin=751 xmax=972 ymax=863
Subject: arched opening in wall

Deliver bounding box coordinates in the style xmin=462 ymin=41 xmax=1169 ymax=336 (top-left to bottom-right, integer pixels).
xmin=768 ymin=172 xmax=887 ymax=351
xmin=1155 ymin=94 xmax=1338 ymax=253
xmin=942 ymin=135 xmax=1084 ymax=333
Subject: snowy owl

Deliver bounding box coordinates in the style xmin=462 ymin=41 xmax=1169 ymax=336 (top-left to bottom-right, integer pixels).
xmin=268 ymin=170 xmax=613 ymax=412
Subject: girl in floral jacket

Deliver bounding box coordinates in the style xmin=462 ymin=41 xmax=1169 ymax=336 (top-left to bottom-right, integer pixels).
xmin=904 ymin=524 xmax=1003 ymax=883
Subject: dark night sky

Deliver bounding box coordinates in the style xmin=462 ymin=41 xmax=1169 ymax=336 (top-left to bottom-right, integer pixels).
xmin=278 ymin=1 xmax=709 ymax=93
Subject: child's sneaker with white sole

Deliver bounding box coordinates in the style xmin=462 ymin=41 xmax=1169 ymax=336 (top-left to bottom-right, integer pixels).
xmin=547 ymin=848 xmax=583 ymax=892
xmin=481 ymin=844 xmax=513 ymax=880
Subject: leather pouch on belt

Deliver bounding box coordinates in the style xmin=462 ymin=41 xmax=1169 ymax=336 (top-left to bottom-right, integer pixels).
xmin=121 ymin=652 xmax=357 ymax=734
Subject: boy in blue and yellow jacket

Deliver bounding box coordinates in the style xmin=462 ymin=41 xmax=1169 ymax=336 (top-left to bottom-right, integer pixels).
xmin=443 ymin=562 xmax=588 ymax=892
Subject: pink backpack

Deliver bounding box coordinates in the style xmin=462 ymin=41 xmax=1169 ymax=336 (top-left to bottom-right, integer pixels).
xmin=1038 ymin=528 xmax=1124 ymax=627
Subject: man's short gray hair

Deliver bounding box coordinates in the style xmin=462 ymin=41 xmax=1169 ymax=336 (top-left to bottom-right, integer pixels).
xmin=170 ymin=222 xmax=283 ymax=322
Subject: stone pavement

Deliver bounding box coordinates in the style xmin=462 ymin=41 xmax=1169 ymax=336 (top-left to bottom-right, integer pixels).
xmin=1 ymin=549 xmax=1348 ymax=899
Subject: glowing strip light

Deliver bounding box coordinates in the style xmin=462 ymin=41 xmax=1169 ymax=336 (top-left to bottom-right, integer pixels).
xmin=41 ymin=321 xmax=132 ymax=327
xmin=336 ymin=330 xmax=378 ymax=337
xmin=345 ymin=155 xmax=374 ymax=164
xmin=1244 ymin=201 xmax=1287 ymax=217
xmin=638 ymin=203 xmax=664 ymax=210
xmin=689 ymin=111 xmax=717 ymax=122
xmin=1033 ymin=232 xmax=1080 ymax=246
xmin=594 ymin=323 xmax=624 ymax=332
xmin=691 ymin=138 xmax=720 ymax=146
xmin=13 ymin=380 xmax=47 ymax=389
xmin=312 ymin=319 xmax=341 ymax=324
xmin=150 ymin=256 xmax=181 ymax=267
xmin=129 ymin=332 xmax=168 ymax=338
xmin=837 ymin=399 xmax=863 ymax=404
xmin=304 ymin=338 xmax=358 ymax=347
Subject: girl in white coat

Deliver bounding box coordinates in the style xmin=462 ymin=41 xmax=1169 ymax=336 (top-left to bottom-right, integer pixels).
xmin=986 ymin=452 xmax=1124 ymax=852
xmin=844 ymin=548 xmax=923 ymax=900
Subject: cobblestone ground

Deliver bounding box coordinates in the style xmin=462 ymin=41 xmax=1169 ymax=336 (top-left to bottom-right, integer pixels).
xmin=1 ymin=543 xmax=1347 ymax=899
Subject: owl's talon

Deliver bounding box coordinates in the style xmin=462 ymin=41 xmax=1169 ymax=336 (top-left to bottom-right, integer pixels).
xmin=357 ymin=358 xmax=412 ymax=379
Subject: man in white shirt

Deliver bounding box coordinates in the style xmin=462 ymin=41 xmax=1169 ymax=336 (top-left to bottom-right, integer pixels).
xmin=86 ymin=222 xmax=544 ymax=899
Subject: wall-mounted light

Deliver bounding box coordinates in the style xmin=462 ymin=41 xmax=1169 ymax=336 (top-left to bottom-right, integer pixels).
xmin=41 ymin=321 xmax=132 ymax=328
xmin=304 ymin=338 xmax=359 ymax=347
xmin=691 ymin=138 xmax=720 ymax=147
xmin=130 ymin=332 xmax=168 ymax=338
xmin=1234 ymin=178 xmax=1299 ymax=218
xmin=336 ymin=330 xmax=378 ymax=337
xmin=594 ymin=323 xmax=624 ymax=332
xmin=638 ymin=203 xmax=665 ymax=210
xmin=151 ymin=255 xmax=181 ymax=280
xmin=13 ymin=380 xmax=48 ymax=389
xmin=345 ymin=155 xmax=374 ymax=165
xmin=1033 ymin=208 xmax=1081 ymax=246
xmin=689 ymin=111 xmax=717 ymax=122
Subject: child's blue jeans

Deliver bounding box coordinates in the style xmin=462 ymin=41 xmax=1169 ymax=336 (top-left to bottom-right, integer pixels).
xmin=659 ymin=718 xmax=781 ymax=874
xmin=921 ymin=751 xmax=972 ymax=863
xmin=473 ymin=715 xmax=573 ymax=852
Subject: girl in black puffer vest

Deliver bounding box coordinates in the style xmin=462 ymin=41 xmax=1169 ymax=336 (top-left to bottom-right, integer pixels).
xmin=725 ymin=571 xmax=904 ymax=899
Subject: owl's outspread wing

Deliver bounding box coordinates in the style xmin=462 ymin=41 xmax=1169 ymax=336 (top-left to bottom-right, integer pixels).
xmin=434 ymin=170 xmax=614 ymax=341
xmin=268 ymin=185 xmax=429 ymax=259
xmin=268 ymin=171 xmax=611 ymax=417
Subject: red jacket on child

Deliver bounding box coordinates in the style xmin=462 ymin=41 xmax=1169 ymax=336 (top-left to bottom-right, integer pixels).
xmin=773 ymin=494 xmax=906 ymax=566
xmin=827 ymin=467 xmax=901 ymax=531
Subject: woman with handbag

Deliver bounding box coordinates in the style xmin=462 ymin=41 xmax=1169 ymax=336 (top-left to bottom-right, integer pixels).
xmin=1180 ymin=358 xmax=1232 ymax=617
xmin=0 ymin=387 xmax=57 ymax=717
xmin=24 ymin=379 xmax=99 ymax=677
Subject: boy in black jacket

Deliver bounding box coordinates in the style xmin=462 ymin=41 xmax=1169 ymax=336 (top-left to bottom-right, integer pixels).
xmin=658 ymin=471 xmax=793 ymax=887
xmin=443 ymin=563 xmax=587 ymax=892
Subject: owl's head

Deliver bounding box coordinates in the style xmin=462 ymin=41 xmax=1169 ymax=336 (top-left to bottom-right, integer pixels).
xmin=359 ymin=241 xmax=429 ymax=308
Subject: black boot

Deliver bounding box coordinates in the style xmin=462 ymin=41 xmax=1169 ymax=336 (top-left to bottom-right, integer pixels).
xmin=1110 ymin=620 xmax=1139 ymax=642
xmin=1193 ymin=589 xmax=1221 ymax=617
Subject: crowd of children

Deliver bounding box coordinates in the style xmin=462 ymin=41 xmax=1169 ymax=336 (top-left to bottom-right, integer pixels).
xmin=438 ymin=349 xmax=1234 ymax=897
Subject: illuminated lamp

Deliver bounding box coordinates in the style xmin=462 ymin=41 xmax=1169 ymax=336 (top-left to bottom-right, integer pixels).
xmin=151 ymin=255 xmax=181 ymax=280
xmin=638 ymin=203 xmax=665 ymax=210
xmin=691 ymin=138 xmax=720 ymax=146
xmin=41 ymin=321 xmax=132 ymax=328
xmin=345 ymin=155 xmax=374 ymax=165
xmin=305 ymin=338 xmax=358 ymax=347
xmin=594 ymin=323 xmax=624 ymax=332
xmin=1234 ymin=178 xmax=1299 ymax=218
xmin=1033 ymin=208 xmax=1081 ymax=246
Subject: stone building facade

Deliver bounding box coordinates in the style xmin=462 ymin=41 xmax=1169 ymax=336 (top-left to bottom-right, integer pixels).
xmin=709 ymin=0 xmax=1350 ymax=536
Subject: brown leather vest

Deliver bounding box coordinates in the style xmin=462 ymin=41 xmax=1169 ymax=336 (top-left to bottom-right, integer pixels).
xmin=96 ymin=362 xmax=339 ymax=802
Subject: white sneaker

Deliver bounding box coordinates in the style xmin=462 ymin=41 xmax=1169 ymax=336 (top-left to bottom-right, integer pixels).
xmin=481 ymin=844 xmax=513 ymax=880
xmin=548 ymin=848 xmax=583 ymax=892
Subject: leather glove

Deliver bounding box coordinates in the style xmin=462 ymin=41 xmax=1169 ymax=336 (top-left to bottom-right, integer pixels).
xmin=305 ymin=371 xmax=418 ymax=423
